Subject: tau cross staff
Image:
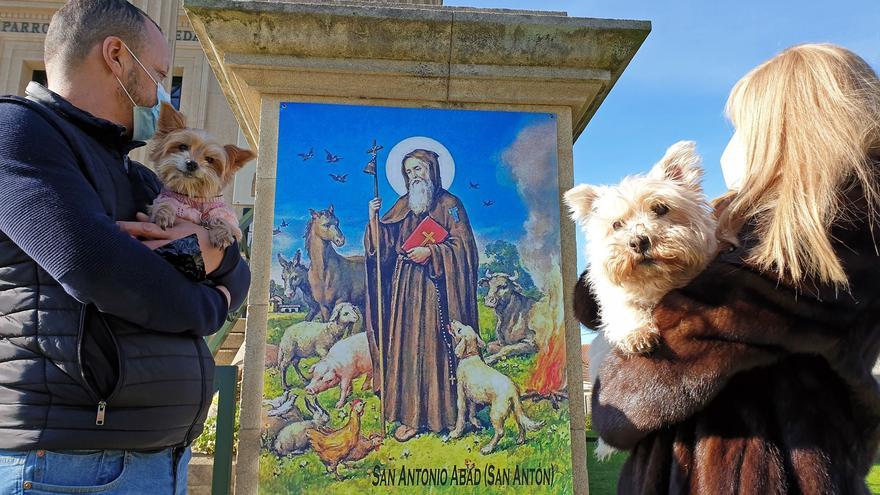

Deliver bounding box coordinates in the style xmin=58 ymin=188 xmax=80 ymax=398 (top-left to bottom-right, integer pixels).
xmin=363 ymin=139 xmax=386 ymax=436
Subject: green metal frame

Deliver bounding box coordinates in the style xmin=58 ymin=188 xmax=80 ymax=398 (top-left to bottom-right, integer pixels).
xmin=204 ymin=210 xmax=252 ymax=493
xmin=211 ymin=365 xmax=237 ymax=495
xmin=205 ymin=209 xmax=254 ymax=356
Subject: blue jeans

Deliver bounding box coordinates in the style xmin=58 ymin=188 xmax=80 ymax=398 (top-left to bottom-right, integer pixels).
xmin=0 ymin=447 xmax=191 ymax=494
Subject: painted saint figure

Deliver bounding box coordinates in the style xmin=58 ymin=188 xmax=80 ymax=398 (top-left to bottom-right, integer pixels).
xmin=364 ymin=149 xmax=480 ymax=442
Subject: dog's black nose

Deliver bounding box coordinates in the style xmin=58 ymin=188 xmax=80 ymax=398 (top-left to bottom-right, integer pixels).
xmin=185 ymin=160 xmax=198 ymax=172
xmin=630 ymin=235 xmax=651 ymax=253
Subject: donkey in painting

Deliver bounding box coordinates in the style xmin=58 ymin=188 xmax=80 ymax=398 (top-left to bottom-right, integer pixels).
xmin=305 ymin=205 xmax=366 ymax=321
xmin=278 ymin=249 xmax=320 ymax=321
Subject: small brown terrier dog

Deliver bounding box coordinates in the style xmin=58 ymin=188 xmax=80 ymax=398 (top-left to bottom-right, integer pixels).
xmin=147 ymin=102 xmax=255 ymax=248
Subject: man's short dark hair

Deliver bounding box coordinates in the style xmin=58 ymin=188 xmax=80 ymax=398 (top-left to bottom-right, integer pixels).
xmin=45 ymin=0 xmax=162 ymax=70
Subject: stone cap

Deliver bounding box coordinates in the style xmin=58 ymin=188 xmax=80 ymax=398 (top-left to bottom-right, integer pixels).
xmin=252 ymin=0 xmax=444 ymax=5
xmin=184 ymin=0 xmax=650 ymax=145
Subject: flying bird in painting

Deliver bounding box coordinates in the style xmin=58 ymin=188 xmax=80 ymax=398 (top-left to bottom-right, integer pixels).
xmin=469 ymin=181 xmax=480 ymax=189
xmin=325 ymin=150 xmax=343 ymax=163
xmin=272 ymin=226 xmax=283 ymax=236
xmin=279 ymin=218 xmax=290 ymax=228
xmin=329 ymin=174 xmax=348 ymax=183
xmin=298 ymin=148 xmax=314 ymax=161
xmin=482 ymin=200 xmax=495 ymax=207
xmin=366 ymin=140 xmax=383 ymax=155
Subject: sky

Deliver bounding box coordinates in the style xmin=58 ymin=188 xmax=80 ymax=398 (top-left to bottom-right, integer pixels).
xmin=444 ymin=0 xmax=880 ymax=340
xmin=271 ymin=103 xmax=561 ymax=285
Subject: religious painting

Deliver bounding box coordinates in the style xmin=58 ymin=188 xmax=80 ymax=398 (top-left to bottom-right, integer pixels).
xmin=260 ymin=102 xmax=573 ymax=494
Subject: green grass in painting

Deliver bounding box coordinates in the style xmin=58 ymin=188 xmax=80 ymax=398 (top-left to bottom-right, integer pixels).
xmin=260 ymin=311 xmax=573 ymax=495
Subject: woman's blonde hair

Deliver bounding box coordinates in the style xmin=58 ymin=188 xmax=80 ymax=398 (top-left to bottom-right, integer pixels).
xmin=723 ymin=43 xmax=880 ymax=288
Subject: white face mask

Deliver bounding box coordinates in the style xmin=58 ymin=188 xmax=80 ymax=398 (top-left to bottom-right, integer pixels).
xmin=720 ymin=130 xmax=747 ymax=191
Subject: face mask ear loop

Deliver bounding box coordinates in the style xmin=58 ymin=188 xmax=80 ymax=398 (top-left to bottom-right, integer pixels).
xmin=114 ymin=75 xmax=137 ymax=107
xmin=121 ymin=41 xmax=160 ymax=87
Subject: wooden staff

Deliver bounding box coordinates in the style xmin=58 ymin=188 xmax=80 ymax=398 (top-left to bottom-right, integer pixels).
xmin=364 ymin=150 xmax=386 ymax=436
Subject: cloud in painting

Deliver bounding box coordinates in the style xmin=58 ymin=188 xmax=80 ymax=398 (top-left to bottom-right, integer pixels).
xmin=500 ymin=120 xmax=560 ymax=289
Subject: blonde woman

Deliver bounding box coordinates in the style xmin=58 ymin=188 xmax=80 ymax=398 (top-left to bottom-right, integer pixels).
xmin=576 ymin=44 xmax=880 ymax=494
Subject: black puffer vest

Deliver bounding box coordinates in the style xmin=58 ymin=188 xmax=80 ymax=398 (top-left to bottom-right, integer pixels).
xmin=0 ymin=87 xmax=214 ymax=450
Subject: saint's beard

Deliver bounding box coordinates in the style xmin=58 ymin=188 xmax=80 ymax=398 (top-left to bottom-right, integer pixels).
xmin=408 ymin=177 xmax=434 ymax=215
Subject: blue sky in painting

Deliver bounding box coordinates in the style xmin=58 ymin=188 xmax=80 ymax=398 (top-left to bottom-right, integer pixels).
xmin=271 ymin=103 xmax=559 ymax=282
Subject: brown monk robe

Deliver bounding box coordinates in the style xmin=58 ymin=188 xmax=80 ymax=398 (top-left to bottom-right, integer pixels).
xmin=364 ymin=149 xmax=480 ymax=440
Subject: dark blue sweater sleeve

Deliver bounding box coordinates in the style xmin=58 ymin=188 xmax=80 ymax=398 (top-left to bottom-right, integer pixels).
xmin=210 ymin=240 xmax=251 ymax=312
xmin=0 ymin=102 xmax=229 ymax=336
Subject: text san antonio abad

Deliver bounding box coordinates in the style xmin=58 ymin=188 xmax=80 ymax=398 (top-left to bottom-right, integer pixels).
xmin=372 ymin=464 xmax=558 ymax=487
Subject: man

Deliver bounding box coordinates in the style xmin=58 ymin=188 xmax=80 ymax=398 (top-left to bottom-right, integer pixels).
xmin=364 ymin=149 xmax=480 ymax=441
xmin=0 ymin=1 xmax=250 ymax=492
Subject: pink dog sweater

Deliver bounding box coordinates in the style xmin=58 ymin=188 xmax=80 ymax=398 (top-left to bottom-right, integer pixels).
xmin=153 ymin=189 xmax=240 ymax=236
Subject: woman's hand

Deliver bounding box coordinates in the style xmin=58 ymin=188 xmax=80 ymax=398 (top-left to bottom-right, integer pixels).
xmin=116 ymin=212 xmax=225 ymax=274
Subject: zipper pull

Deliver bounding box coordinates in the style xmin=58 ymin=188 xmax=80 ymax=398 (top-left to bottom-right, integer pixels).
xmin=96 ymin=401 xmax=107 ymax=426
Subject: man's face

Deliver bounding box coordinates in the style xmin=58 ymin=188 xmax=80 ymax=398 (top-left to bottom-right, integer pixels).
xmin=404 ymin=158 xmax=430 ymax=186
xmin=119 ymin=20 xmax=171 ymax=109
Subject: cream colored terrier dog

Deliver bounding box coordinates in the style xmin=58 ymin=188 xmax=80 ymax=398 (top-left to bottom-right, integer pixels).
xmin=565 ymin=141 xmax=717 ymax=461
xmin=564 ymin=141 xmax=717 ymax=355
xmin=448 ymin=320 xmax=543 ymax=454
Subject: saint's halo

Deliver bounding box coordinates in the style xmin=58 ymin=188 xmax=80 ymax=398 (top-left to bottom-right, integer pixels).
xmin=385 ymin=136 xmax=456 ymax=196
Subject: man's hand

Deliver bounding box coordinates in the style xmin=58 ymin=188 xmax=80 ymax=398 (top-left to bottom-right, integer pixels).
xmin=369 ymin=197 xmax=382 ymax=218
xmin=117 ymin=212 xmax=225 ymax=274
xmin=406 ymin=246 xmax=431 ymax=264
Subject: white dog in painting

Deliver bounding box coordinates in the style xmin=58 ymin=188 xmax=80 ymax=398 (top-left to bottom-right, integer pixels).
xmin=447 ymin=320 xmax=543 ymax=454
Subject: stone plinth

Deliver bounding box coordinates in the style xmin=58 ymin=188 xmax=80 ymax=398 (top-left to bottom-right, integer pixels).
xmin=184 ymin=0 xmax=648 ymax=147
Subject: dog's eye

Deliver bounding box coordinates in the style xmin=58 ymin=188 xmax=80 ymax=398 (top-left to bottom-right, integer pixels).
xmin=652 ymin=203 xmax=670 ymax=216
xmin=612 ymin=220 xmax=623 ymax=231
xmin=178 ymin=144 xmax=189 ymax=152
xmin=205 ymin=157 xmax=215 ymax=164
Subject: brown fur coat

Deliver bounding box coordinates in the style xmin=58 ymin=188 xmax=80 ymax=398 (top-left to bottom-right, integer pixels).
xmin=575 ymin=196 xmax=880 ymax=494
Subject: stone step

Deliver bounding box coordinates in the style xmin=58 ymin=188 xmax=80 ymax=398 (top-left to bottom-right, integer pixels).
xmin=232 ymin=318 xmax=246 ymax=333
xmin=215 ymin=348 xmax=238 ymax=366
xmin=188 ymin=452 xmax=236 ymax=495
xmin=222 ymin=332 xmax=245 ymax=350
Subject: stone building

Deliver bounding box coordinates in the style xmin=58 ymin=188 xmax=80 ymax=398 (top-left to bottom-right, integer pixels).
xmin=0 ymin=0 xmax=256 ymax=207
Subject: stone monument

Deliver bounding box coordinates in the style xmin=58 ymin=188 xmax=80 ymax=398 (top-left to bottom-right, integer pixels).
xmin=184 ymin=1 xmax=649 ymax=493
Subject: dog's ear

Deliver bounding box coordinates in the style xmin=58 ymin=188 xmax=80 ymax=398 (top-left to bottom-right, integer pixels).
xmin=454 ymin=338 xmax=466 ymax=358
xmin=711 ymin=190 xmax=737 ymax=220
xmin=476 ymin=332 xmax=486 ymax=349
xmin=156 ymin=102 xmax=186 ymax=137
xmin=564 ymin=185 xmax=599 ymax=224
xmin=224 ymin=145 xmax=256 ymax=178
xmin=650 ymin=140 xmax=703 ymax=191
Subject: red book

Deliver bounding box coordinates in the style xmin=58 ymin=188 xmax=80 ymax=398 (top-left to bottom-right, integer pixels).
xmin=402 ymin=216 xmax=449 ymax=251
